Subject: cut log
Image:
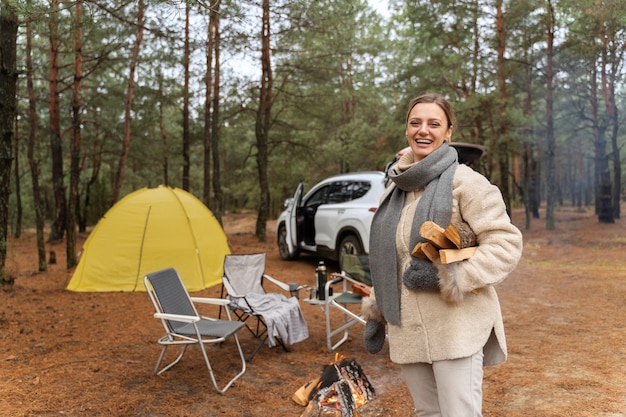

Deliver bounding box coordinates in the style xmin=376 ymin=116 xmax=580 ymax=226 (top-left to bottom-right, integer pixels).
xmin=422 ymin=243 xmax=440 ymax=262
xmin=444 ymin=222 xmax=477 ymax=249
xmin=300 ymin=401 xmax=320 ymax=417
xmin=419 ymin=221 xmax=455 ymax=249
xmin=319 ymin=408 xmax=342 ymax=417
xmin=439 ymin=247 xmax=477 ymax=264
xmin=411 ymin=242 xmax=440 ymax=262
xmin=411 ymin=242 xmax=428 ymax=258
xmin=293 ymin=377 xmax=320 ymax=406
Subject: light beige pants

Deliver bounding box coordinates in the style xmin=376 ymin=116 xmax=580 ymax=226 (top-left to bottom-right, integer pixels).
xmin=400 ymin=349 xmax=484 ymax=417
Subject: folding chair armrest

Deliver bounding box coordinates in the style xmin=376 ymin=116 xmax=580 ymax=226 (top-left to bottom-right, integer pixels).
xmin=329 ymin=277 xmax=343 ymax=285
xmin=325 ymin=272 xmax=372 ymax=299
xmin=154 ymin=312 xmax=199 ymax=323
xmin=330 ymin=272 xmax=369 ymax=288
xmin=262 ymin=274 xmax=290 ymax=292
xmin=190 ymin=297 xmax=231 ymax=306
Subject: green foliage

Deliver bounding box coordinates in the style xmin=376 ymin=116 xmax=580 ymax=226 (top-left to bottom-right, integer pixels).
xmin=6 ymin=0 xmax=626 ymax=233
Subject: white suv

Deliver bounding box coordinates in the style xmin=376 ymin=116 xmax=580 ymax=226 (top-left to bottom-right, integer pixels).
xmin=276 ymin=172 xmax=386 ymax=261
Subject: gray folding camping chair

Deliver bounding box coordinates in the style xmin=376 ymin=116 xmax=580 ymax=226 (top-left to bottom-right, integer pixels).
xmin=221 ymin=253 xmax=309 ymax=361
xmin=144 ymin=267 xmax=247 ymax=394
xmin=319 ymin=254 xmax=371 ymax=351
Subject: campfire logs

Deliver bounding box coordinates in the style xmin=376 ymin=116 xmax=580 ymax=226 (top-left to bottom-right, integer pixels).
xmin=295 ymin=357 xmax=375 ymax=417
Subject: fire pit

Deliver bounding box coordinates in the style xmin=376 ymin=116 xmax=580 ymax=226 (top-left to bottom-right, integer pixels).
xmin=294 ymin=356 xmax=376 ymax=417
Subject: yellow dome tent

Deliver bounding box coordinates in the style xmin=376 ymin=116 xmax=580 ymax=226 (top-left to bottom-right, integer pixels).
xmin=67 ymin=186 xmax=230 ymax=292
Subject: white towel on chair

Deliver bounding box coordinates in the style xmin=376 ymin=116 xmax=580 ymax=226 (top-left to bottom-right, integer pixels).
xmin=231 ymin=292 xmax=309 ymax=347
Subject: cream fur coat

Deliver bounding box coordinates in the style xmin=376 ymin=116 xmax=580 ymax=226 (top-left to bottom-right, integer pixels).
xmin=370 ymin=161 xmax=523 ymax=366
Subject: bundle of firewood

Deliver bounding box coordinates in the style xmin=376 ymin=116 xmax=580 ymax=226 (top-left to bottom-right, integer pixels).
xmin=412 ymin=221 xmax=478 ymax=264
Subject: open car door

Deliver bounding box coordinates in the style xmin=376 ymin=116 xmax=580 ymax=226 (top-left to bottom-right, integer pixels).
xmin=279 ymin=181 xmax=304 ymax=260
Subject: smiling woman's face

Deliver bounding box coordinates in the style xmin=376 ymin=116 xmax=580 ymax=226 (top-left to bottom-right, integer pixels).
xmin=405 ymin=102 xmax=453 ymax=162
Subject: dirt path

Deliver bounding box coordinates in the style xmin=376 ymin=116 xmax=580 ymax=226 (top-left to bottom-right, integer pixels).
xmin=1 ymin=207 xmax=625 ymax=416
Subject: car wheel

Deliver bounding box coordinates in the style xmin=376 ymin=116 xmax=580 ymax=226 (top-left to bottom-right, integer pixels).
xmin=278 ymin=224 xmax=299 ymax=261
xmin=337 ymin=234 xmax=363 ymax=262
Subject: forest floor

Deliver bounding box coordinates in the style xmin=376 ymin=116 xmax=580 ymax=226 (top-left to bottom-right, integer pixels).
xmin=1 ymin=206 xmax=625 ymax=417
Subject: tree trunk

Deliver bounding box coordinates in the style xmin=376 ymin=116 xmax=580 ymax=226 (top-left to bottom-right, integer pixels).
xmin=158 ymin=73 xmax=169 ymax=186
xmin=203 ymin=3 xmax=215 ymax=210
xmin=610 ymin=106 xmax=620 ymax=219
xmin=182 ymin=0 xmax=191 ymax=191
xmin=255 ymin=0 xmax=272 ymax=242
xmin=596 ymin=0 xmax=623 ymax=219
xmin=522 ymin=143 xmax=532 ymax=230
xmin=595 ymin=0 xmax=616 ymax=223
xmin=545 ymin=0 xmax=556 ymax=230
xmin=0 ymin=0 xmax=18 ymax=286
xmin=12 ymin=112 xmax=21 ymax=238
xmin=211 ymin=3 xmax=223 ymax=224
xmin=66 ymin=0 xmax=83 ymax=269
xmin=574 ymin=138 xmax=583 ymax=208
xmin=111 ymin=0 xmax=144 ymax=205
xmin=598 ymin=168 xmax=613 ymax=223
xmin=595 ymin=125 xmax=613 ymax=223
xmin=48 ymin=0 xmax=66 ymax=242
xmin=25 ymin=3 xmax=47 ymax=271
xmin=521 ymin=37 xmax=538 ymax=229
xmin=77 ymin=140 xmax=101 ymax=234
xmin=495 ymin=0 xmax=511 ymax=215
xmin=588 ymin=68 xmax=613 ymax=223
xmin=78 ymin=151 xmax=100 ymax=234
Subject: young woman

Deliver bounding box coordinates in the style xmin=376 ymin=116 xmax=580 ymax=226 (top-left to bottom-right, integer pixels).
xmin=365 ymin=93 xmax=523 ymax=416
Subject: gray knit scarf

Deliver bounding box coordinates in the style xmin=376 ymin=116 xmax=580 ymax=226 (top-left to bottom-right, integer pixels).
xmin=370 ymin=143 xmax=458 ymax=325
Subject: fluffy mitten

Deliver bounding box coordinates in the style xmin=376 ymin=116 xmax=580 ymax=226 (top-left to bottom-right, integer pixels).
xmin=436 ymin=260 xmax=464 ymax=304
xmin=402 ymin=257 xmax=440 ymax=291
xmin=361 ymin=292 xmax=386 ymax=354
xmin=364 ymin=319 xmax=386 ymax=354
xmin=361 ymin=293 xmax=384 ymax=322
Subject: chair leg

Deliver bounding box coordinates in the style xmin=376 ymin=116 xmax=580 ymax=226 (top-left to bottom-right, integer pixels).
xmin=236 ymin=312 xmax=264 ymax=339
xmin=246 ymin=333 xmax=290 ymax=362
xmin=325 ymin=301 xmax=366 ymax=351
xmin=155 ymin=344 xmax=188 ymax=375
xmin=246 ymin=335 xmax=268 ymax=362
xmin=198 ymin=335 xmax=247 ymax=394
xmin=240 ymin=315 xmax=293 ymax=361
xmin=275 ymin=337 xmax=291 ymax=353
xmin=325 ymin=301 xmax=349 ymax=351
